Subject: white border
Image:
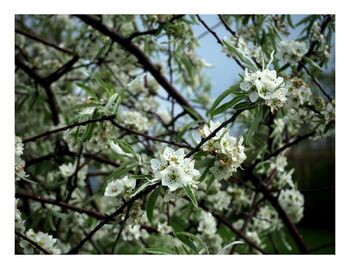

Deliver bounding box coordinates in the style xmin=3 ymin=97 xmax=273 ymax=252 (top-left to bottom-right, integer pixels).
xmin=1 ymin=1 xmax=349 ymax=268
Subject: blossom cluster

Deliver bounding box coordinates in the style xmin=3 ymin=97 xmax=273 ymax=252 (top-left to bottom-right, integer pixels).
xmin=121 ymin=110 xmax=152 ymax=132
xmin=15 ymin=136 xmax=27 ymax=181
xmin=199 ymin=121 xmax=246 ymax=180
xmin=276 ymin=40 xmax=308 ymax=64
xmin=151 ymin=147 xmax=200 ymax=191
xmin=104 ymin=175 xmax=136 ymax=197
xmin=19 ymin=229 xmax=61 ymax=254
xmin=240 ymin=68 xmax=288 ymax=111
xmin=278 ymin=189 xmax=305 ymax=223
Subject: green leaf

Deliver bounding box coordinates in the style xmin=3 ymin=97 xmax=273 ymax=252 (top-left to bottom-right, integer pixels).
xmin=222 ymin=39 xmax=259 ymax=72
xmin=180 ymin=56 xmax=193 ymax=77
xmin=246 ymin=105 xmax=264 ymax=143
xmin=234 ymin=101 xmax=259 ymax=111
xmin=131 ymin=179 xmax=160 ymax=197
xmin=208 ymin=84 xmax=240 ymax=115
xmin=206 ymin=174 xmax=215 ymax=191
xmin=114 ymin=139 xmax=137 ymax=155
xmin=210 ymin=95 xmax=247 ymax=117
xmin=303 ymin=56 xmax=323 ymax=73
xmin=175 ymin=232 xmax=209 ymax=254
xmin=131 ymin=174 xmax=153 ymax=180
xmin=183 ymin=185 xmax=198 ymax=208
xmin=105 ymin=162 xmax=136 ymax=181
xmin=183 ymin=106 xmax=202 ymax=121
xmin=145 ymin=247 xmax=176 ymax=255
xmin=127 ymin=73 xmax=147 ymax=87
xmin=146 ymin=186 xmax=161 ymax=223
xmin=80 ymin=122 xmax=96 ymax=142
xmin=76 ymin=82 xmax=98 ymax=99
xmin=198 ymin=158 xmax=215 ymax=182
xmin=101 ymin=93 xmax=119 ymax=113
xmin=94 ymin=74 xmax=113 ymax=96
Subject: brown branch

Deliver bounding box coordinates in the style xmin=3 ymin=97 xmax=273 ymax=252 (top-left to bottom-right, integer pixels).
xmin=127 ymin=15 xmax=184 ymax=41
xmin=248 ymin=173 xmax=309 ymax=254
xmin=109 ymin=119 xmax=193 ymax=150
xmin=15 ymin=58 xmax=60 ymax=125
xmin=251 ymin=130 xmax=316 ymax=168
xmin=185 ymin=110 xmax=243 ymax=158
xmin=67 ymin=182 xmax=160 ymax=254
xmin=302 ymin=63 xmax=332 ymax=101
xmin=15 ymin=230 xmax=52 ymax=254
xmin=196 ymin=15 xmax=244 ymax=70
xmin=15 ymin=28 xmax=76 ymax=55
xmin=44 ymin=55 xmax=79 ymax=85
xmin=230 ymin=192 xmax=260 ymax=254
xmin=22 ymin=115 xmax=115 ymax=143
xmin=218 ymin=15 xmax=236 ymax=37
xmin=75 ymin=15 xmax=203 ymax=121
xmin=16 ymin=192 xmax=108 ymax=220
xmin=297 ymin=15 xmax=332 ymax=71
xmin=205 ymin=208 xmax=267 ymax=254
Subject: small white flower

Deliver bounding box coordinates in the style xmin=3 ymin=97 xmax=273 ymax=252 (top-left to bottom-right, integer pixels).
xmin=22 ymin=229 xmax=61 ymax=254
xmin=159 ymin=164 xmax=192 ymax=192
xmin=198 ymin=211 xmax=217 ymax=235
xmin=162 ymin=147 xmax=185 ymax=164
xmin=104 ymin=180 xmax=125 ymax=197
xmin=59 ymin=163 xmax=75 ymax=178
xmin=240 ymin=68 xmax=287 ymax=111
xmin=122 ymin=111 xmax=151 ymax=132
xmin=15 ymin=136 xmax=24 ymax=157
xmin=276 ymin=40 xmax=308 ymax=64
xmin=104 ymin=175 xmax=136 ymax=197
xmin=151 ymin=146 xmax=199 ymax=192
xmin=278 ymin=188 xmax=304 ymax=223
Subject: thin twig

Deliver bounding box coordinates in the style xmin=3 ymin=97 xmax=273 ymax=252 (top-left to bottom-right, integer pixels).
xmin=15 ymin=230 xmax=52 ymax=254
xmin=76 ymin=15 xmax=203 ymax=121
xmin=186 ymin=110 xmax=243 ymax=158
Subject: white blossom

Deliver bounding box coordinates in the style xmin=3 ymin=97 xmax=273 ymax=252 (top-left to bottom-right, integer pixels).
xmin=59 ymin=163 xmax=75 ymax=178
xmin=200 ymin=121 xmax=246 ymax=180
xmin=20 ymin=229 xmax=61 ymax=254
xmin=278 ymin=188 xmax=304 ymax=223
xmin=15 ymin=136 xmax=24 ymax=157
xmin=240 ymin=68 xmax=287 ymax=111
xmin=122 ymin=110 xmax=151 ymax=132
xmin=151 ymin=147 xmax=199 ymax=191
xmin=198 ymin=211 xmax=217 ymax=235
xmin=276 ymin=40 xmax=308 ymax=64
xmin=104 ymin=175 xmax=136 ymax=197
xmin=122 ymin=224 xmax=141 ymax=241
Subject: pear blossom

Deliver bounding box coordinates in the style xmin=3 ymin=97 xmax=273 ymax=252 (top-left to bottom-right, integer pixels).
xmin=151 ymin=147 xmax=199 ymax=191
xmin=104 ymin=175 xmax=136 ymax=197
xmin=198 ymin=211 xmax=217 ymax=235
xmin=20 ymin=229 xmax=61 ymax=254
xmin=278 ymin=188 xmax=304 ymax=223
xmin=276 ymin=40 xmax=308 ymax=64
xmin=122 ymin=111 xmax=151 ymax=132
xmin=199 ymin=121 xmax=246 ymax=180
xmin=59 ymin=162 xmax=75 ymax=177
xmin=240 ymin=68 xmax=287 ymax=111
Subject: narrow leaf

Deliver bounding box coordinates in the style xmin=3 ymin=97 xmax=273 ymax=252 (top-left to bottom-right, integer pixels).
xmin=146 ymin=186 xmax=161 ymax=223
xmin=183 ymin=185 xmax=198 ymax=208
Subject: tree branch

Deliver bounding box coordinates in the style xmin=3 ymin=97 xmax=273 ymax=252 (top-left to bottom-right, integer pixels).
xmin=196 ymin=15 xmax=244 ymax=70
xmin=67 ymin=182 xmax=160 ymax=254
xmin=76 ymin=15 xmax=203 ymax=121
xmin=15 ymin=28 xmax=76 ymax=56
xmin=15 ymin=230 xmax=52 ymax=254
xmin=185 ymin=110 xmax=242 ymax=158
xmin=127 ymin=15 xmax=184 ymax=41
xmin=248 ymin=172 xmax=309 ymax=254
